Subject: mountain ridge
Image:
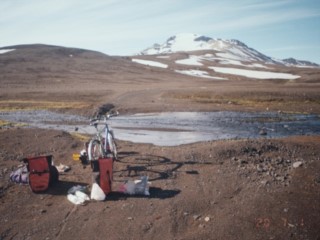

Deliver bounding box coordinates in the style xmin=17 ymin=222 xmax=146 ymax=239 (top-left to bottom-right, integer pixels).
xmin=140 ymin=33 xmax=319 ymax=67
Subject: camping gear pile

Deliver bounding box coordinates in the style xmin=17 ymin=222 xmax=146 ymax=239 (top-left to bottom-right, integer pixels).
xmin=9 ymin=153 xmax=150 ymax=205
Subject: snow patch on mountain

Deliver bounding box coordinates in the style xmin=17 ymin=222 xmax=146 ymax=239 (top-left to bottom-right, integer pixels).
xmin=209 ymin=66 xmax=300 ymax=80
xmin=0 ymin=49 xmax=15 ymax=54
xmin=174 ymin=54 xmax=271 ymax=69
xmin=131 ymin=59 xmax=168 ymax=68
xmin=175 ymin=69 xmax=227 ymax=80
xmin=176 ymin=56 xmax=203 ymax=66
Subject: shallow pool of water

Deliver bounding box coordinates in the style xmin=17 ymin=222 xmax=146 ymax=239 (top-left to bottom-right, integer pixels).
xmin=1 ymin=110 xmax=319 ymax=146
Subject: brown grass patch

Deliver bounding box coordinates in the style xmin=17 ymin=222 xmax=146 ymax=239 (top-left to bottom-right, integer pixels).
xmin=0 ymin=100 xmax=90 ymax=111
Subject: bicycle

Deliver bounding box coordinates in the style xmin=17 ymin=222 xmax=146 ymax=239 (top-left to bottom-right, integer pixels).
xmin=87 ymin=111 xmax=119 ymax=162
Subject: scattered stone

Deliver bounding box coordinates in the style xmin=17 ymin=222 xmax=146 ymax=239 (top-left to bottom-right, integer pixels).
xmin=276 ymin=157 xmax=284 ymax=165
xmin=127 ymin=217 xmax=133 ymax=220
xmin=293 ymin=161 xmax=303 ymax=168
xmin=183 ymin=212 xmax=189 ymax=216
xmin=210 ymin=200 xmax=217 ymax=205
xmin=204 ymin=216 xmax=210 ymax=222
xmin=40 ymin=209 xmax=47 ymax=214
xmin=193 ymin=215 xmax=201 ymax=220
xmin=198 ymin=224 xmax=205 ymax=228
xmin=256 ymin=165 xmax=265 ymax=172
xmin=276 ymin=176 xmax=285 ymax=182
xmin=288 ymin=223 xmax=295 ymax=228
xmin=259 ymin=129 xmax=267 ymax=136
xmin=142 ymin=222 xmax=152 ymax=232
xmin=240 ymin=160 xmax=248 ymax=164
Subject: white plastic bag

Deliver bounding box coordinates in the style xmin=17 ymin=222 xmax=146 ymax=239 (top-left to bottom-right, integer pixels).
xmin=67 ymin=191 xmax=90 ymax=205
xmin=120 ymin=176 xmax=150 ymax=196
xmin=91 ymin=183 xmax=106 ymax=201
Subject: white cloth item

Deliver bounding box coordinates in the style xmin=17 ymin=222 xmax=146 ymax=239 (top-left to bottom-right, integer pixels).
xmin=91 ymin=183 xmax=106 ymax=201
xmin=67 ymin=190 xmax=90 ymax=205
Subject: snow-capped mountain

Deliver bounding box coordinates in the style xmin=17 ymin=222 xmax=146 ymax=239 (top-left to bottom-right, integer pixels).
xmin=140 ymin=33 xmax=319 ymax=67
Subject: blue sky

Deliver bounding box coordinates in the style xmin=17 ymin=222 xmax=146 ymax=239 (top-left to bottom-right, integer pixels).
xmin=1 ymin=0 xmax=320 ymax=63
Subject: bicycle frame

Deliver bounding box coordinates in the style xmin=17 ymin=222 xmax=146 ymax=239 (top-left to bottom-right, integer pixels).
xmin=97 ymin=123 xmax=114 ymax=153
xmin=88 ymin=112 xmax=118 ymax=161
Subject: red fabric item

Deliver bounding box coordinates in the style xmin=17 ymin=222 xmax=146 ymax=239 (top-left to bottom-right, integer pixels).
xmin=98 ymin=158 xmax=113 ymax=195
xmin=27 ymin=156 xmax=51 ymax=192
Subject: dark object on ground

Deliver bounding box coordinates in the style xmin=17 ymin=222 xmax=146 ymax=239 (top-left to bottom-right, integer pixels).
xmin=23 ymin=155 xmax=59 ymax=192
xmin=97 ymin=103 xmax=115 ymax=116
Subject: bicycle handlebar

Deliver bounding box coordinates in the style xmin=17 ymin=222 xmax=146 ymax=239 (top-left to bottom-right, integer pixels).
xmin=90 ymin=111 xmax=119 ymax=125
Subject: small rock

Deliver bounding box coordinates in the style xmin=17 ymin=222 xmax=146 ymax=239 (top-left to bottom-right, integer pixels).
xmin=293 ymin=161 xmax=303 ymax=168
xmin=40 ymin=209 xmax=47 ymax=214
xmin=257 ymin=165 xmax=264 ymax=172
xmin=288 ymin=223 xmax=295 ymax=228
xmin=193 ymin=215 xmax=201 ymax=220
xmin=127 ymin=217 xmax=133 ymax=220
xmin=240 ymin=160 xmax=248 ymax=164
xmin=204 ymin=217 xmax=210 ymax=222
xmin=276 ymin=157 xmax=284 ymax=165
xmin=198 ymin=224 xmax=205 ymax=228
xmin=210 ymin=200 xmax=217 ymax=205
xmin=259 ymin=129 xmax=267 ymax=136
xmin=276 ymin=176 xmax=285 ymax=182
xmin=183 ymin=212 xmax=189 ymax=216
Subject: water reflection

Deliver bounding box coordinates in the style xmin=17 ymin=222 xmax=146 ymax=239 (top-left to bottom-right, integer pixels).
xmin=0 ymin=110 xmax=319 ymax=146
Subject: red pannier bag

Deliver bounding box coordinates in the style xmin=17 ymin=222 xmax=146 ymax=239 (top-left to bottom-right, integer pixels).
xmin=98 ymin=158 xmax=113 ymax=195
xmin=24 ymin=155 xmax=58 ymax=192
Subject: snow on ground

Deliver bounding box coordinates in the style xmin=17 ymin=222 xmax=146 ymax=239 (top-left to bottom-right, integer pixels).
xmin=209 ymin=66 xmax=300 ymax=80
xmin=218 ymin=59 xmax=271 ymax=69
xmin=250 ymin=63 xmax=271 ymax=69
xmin=156 ymin=56 xmax=170 ymax=59
xmin=132 ymin=59 xmax=168 ymax=68
xmin=216 ymin=52 xmax=242 ymax=61
xmin=175 ymin=54 xmax=271 ymax=69
xmin=218 ymin=59 xmax=246 ymax=66
xmin=0 ymin=49 xmax=15 ymax=54
xmin=175 ymin=55 xmax=203 ymax=66
xmin=175 ymin=69 xmax=227 ymax=80
xmin=169 ymin=33 xmax=211 ymax=52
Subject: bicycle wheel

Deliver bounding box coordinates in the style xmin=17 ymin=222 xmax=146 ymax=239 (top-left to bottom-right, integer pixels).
xmin=88 ymin=139 xmax=104 ymax=161
xmin=108 ymin=132 xmax=118 ymax=160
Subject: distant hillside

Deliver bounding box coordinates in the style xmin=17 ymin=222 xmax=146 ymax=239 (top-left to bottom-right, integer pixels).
xmin=0 ymin=44 xmax=146 ymax=90
xmin=0 ymin=44 xmax=133 ymax=74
